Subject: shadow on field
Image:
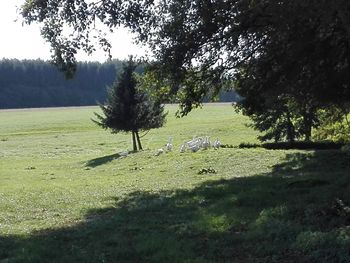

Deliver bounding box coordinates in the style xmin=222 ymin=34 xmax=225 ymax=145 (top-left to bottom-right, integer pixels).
xmin=2 ymin=150 xmax=350 ymax=263
xmin=85 ymin=153 xmax=122 ymax=168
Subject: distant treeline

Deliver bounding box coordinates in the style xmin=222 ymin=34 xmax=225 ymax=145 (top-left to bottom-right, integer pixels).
xmin=0 ymin=59 xmax=239 ymax=109
xmin=0 ymin=59 xmax=122 ymax=109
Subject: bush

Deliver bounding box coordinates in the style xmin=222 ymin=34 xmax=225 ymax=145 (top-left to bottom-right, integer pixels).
xmin=314 ymin=109 xmax=350 ymax=143
xmin=238 ymin=141 xmax=344 ymax=150
xmin=238 ymin=142 xmax=262 ymax=149
xmin=220 ymin=144 xmax=235 ymax=148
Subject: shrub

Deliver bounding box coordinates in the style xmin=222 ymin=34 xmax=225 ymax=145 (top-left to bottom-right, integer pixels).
xmin=238 ymin=142 xmax=261 ymax=149
xmin=238 ymin=141 xmax=344 ymax=150
xmin=262 ymin=141 xmax=344 ymax=150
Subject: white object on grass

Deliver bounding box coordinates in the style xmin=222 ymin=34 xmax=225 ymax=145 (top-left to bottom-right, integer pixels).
xmin=119 ymin=151 xmax=129 ymax=157
xmin=189 ymin=143 xmax=200 ymax=152
xmin=213 ymin=138 xmax=221 ymax=149
xmin=180 ymin=142 xmax=187 ymax=153
xmin=155 ymin=148 xmax=164 ymax=156
xmin=166 ymin=137 xmax=173 ymax=152
xmin=202 ymin=136 xmax=211 ymax=149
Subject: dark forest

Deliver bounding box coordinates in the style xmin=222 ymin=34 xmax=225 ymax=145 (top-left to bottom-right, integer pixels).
xmin=0 ymin=59 xmax=238 ymax=109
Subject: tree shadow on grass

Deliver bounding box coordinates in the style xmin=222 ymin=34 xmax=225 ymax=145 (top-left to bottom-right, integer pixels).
xmin=2 ymin=150 xmax=350 ymax=263
xmin=270 ymin=150 xmax=350 ymax=178
xmin=85 ymin=153 xmax=123 ymax=168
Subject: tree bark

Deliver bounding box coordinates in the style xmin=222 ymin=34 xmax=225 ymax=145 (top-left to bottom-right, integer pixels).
xmin=303 ymin=115 xmax=312 ymax=142
xmin=305 ymin=128 xmax=311 ymax=142
xmin=132 ymin=131 xmax=137 ymax=152
xmin=136 ymin=130 xmax=143 ymax=150
xmin=286 ymin=111 xmax=296 ymax=143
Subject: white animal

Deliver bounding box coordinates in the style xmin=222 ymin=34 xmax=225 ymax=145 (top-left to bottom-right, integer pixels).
xmin=166 ymin=137 xmax=173 ymax=152
xmin=213 ymin=138 xmax=221 ymax=149
xmin=119 ymin=151 xmax=129 ymax=157
xmin=189 ymin=143 xmax=200 ymax=152
xmin=187 ymin=137 xmax=202 ymax=149
xmin=180 ymin=142 xmax=186 ymax=153
xmin=155 ymin=148 xmax=164 ymax=156
xmin=202 ymin=136 xmax=211 ymax=149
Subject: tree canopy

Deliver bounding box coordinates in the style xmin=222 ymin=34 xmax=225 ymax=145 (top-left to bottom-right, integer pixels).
xmin=21 ymin=0 xmax=350 ymax=99
xmin=21 ymin=0 xmax=350 ymax=138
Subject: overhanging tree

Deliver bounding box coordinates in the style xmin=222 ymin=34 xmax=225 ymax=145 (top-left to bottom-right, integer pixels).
xmin=93 ymin=57 xmax=166 ymax=152
xmin=21 ymin=0 xmax=350 ymax=117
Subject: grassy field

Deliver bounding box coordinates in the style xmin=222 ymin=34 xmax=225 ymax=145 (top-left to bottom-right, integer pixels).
xmin=1 ymin=104 xmax=350 ymax=262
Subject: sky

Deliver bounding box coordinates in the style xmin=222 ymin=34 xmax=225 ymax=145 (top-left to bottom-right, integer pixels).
xmin=0 ymin=1 xmax=145 ymax=62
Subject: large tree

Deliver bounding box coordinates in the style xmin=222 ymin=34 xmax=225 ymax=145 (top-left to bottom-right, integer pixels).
xmin=21 ymin=0 xmax=350 ymax=115
xmin=93 ymin=57 xmax=166 ymax=152
xmin=232 ymin=0 xmax=350 ymax=141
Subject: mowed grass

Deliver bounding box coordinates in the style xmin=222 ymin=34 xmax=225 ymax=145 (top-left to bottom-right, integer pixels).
xmin=0 ymin=104 xmax=350 ymax=262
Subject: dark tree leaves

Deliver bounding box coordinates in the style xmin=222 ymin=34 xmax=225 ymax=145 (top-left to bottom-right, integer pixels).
xmin=21 ymin=0 xmax=350 ymax=121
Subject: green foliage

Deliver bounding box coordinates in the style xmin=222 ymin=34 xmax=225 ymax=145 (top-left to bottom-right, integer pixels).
xmin=314 ymin=107 xmax=350 ymax=143
xmin=136 ymin=70 xmax=173 ymax=103
xmin=262 ymin=141 xmax=344 ymax=150
xmin=238 ymin=141 xmax=345 ymax=150
xmin=20 ymin=0 xmax=350 ymax=142
xmin=238 ymin=142 xmax=262 ymax=149
xmin=235 ymin=73 xmax=321 ymax=143
xmin=93 ymin=58 xmax=167 ymax=151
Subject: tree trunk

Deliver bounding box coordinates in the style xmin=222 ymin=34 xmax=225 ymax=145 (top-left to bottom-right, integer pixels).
xmin=305 ymin=126 xmax=312 ymax=142
xmin=286 ymin=111 xmax=296 ymax=143
xmin=132 ymin=131 xmax=137 ymax=152
xmin=303 ymin=114 xmax=312 ymax=142
xmin=136 ymin=130 xmax=143 ymax=150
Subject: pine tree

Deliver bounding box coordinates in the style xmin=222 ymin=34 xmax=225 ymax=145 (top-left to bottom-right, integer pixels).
xmin=93 ymin=57 xmax=166 ymax=152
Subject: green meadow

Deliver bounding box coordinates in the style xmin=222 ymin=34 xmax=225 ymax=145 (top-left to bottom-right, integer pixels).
xmin=1 ymin=104 xmax=350 ymax=262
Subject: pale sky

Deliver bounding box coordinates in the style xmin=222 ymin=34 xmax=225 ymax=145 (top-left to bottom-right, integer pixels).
xmin=0 ymin=1 xmax=146 ymax=62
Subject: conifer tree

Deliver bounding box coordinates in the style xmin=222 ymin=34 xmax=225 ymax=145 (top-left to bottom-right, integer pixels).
xmin=93 ymin=57 xmax=166 ymax=152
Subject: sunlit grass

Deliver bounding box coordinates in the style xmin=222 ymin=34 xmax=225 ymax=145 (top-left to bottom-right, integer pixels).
xmin=0 ymin=104 xmax=259 ymax=233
